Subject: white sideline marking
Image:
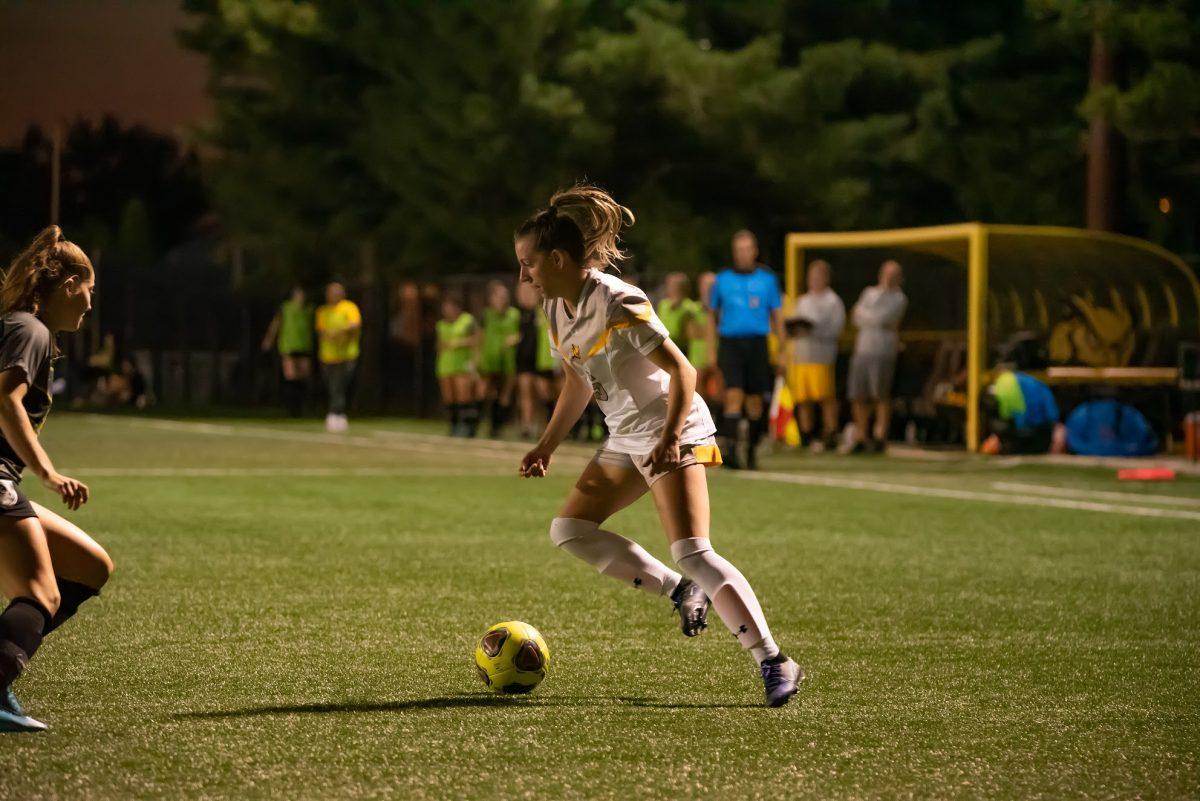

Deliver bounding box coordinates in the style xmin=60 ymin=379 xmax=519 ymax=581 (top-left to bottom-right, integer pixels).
xmin=991 ymin=481 xmax=1200 ymax=508
xmin=60 ymin=467 xmax=498 ymax=478
xmin=734 ymin=470 xmax=1200 ymax=523
xmin=87 ymin=416 xmax=593 ymax=466
xmin=89 ymin=416 xmax=1200 ymax=522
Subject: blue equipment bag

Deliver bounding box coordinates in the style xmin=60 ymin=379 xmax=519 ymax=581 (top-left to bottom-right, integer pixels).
xmin=1065 ymin=399 xmax=1159 ymax=457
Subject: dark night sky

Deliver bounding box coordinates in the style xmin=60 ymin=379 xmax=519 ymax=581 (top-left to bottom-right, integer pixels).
xmin=0 ymin=0 xmax=212 ymax=145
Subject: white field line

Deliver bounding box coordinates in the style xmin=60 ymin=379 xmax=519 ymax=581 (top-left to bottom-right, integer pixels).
xmin=734 ymin=470 xmax=1200 ymax=523
xmin=362 ymin=427 xmax=602 ymax=461
xmin=990 ymin=481 xmax=1200 ymax=508
xmin=86 ymin=416 xmax=594 ymax=469
xmin=89 ymin=416 xmax=1200 ymax=522
xmin=59 ymin=467 xmax=499 ymax=478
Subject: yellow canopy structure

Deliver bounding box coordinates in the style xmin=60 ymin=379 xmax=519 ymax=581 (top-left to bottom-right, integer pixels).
xmin=784 ymin=223 xmax=1200 ymax=451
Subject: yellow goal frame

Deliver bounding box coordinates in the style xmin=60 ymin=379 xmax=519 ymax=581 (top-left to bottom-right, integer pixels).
xmin=784 ymin=223 xmax=1200 ymax=452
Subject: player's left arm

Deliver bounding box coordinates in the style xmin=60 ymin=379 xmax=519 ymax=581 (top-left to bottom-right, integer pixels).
xmin=261 ymin=312 xmax=280 ymax=352
xmin=645 ymin=338 xmax=696 ymax=474
xmin=345 ymin=302 xmax=363 ymax=333
xmin=449 ymin=319 xmax=477 ymax=350
xmin=339 ymin=303 xmax=363 ymax=344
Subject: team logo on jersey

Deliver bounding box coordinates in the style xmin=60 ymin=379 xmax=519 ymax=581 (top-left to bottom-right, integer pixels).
xmin=0 ymin=480 xmax=18 ymax=509
xmin=749 ymin=297 xmax=761 ymax=309
xmin=569 ymin=344 xmax=581 ymax=361
xmin=591 ymin=381 xmax=609 ymax=402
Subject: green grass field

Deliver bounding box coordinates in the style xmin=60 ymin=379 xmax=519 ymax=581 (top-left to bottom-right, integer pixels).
xmin=1 ymin=413 xmax=1198 ymax=800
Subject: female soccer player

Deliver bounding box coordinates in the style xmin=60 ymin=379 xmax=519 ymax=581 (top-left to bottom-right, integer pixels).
xmin=655 ymin=272 xmax=700 ymax=347
xmin=260 ymin=285 xmax=314 ymax=417
xmin=478 ymin=281 xmax=520 ymax=437
xmin=436 ymin=294 xmax=479 ymax=437
xmin=0 ymin=226 xmax=112 ymax=732
xmin=516 ymin=186 xmax=804 ymax=707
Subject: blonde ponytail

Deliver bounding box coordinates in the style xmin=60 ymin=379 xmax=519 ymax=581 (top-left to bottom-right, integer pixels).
xmin=515 ymin=182 xmax=635 ymax=270
xmin=548 ymin=183 xmax=634 ymax=269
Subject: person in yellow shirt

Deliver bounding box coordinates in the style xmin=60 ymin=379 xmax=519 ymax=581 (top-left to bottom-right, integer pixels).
xmin=315 ymin=281 xmax=362 ymax=432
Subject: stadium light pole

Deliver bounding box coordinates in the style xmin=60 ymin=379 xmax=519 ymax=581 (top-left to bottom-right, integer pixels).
xmin=1086 ymin=30 xmax=1116 ymax=231
xmin=49 ymin=122 xmax=62 ymax=226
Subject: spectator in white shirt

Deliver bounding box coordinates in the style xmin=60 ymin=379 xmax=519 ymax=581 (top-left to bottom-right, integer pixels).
xmin=783 ymin=260 xmax=845 ymax=451
xmin=845 ymin=260 xmax=907 ymax=453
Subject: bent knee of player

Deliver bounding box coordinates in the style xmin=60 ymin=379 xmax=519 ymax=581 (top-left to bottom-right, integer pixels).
xmin=549 ymin=517 xmax=599 ymax=548
xmin=87 ymin=545 xmax=115 ymax=589
xmin=62 ymin=535 xmax=115 ymax=590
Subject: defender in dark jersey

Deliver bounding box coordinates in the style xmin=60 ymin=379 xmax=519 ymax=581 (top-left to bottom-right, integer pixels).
xmin=0 ymin=227 xmax=111 ymax=732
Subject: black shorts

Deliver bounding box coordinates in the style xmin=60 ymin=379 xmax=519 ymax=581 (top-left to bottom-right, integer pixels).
xmin=515 ymin=348 xmax=539 ymax=375
xmin=0 ymin=478 xmax=36 ymax=520
xmin=718 ymin=336 xmax=773 ymax=394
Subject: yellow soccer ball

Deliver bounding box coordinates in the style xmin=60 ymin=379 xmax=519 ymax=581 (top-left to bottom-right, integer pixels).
xmin=474 ymin=620 xmax=550 ymax=695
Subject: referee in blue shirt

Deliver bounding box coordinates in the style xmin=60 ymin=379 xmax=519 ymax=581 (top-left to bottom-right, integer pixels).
xmin=707 ymin=230 xmax=785 ymax=469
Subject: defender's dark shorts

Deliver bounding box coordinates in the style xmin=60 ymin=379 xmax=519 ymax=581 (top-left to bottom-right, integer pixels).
xmin=515 ymin=349 xmax=554 ymax=381
xmin=515 ymin=348 xmax=539 ymax=375
xmin=718 ymin=335 xmax=773 ymax=394
xmin=0 ymin=478 xmax=37 ymax=520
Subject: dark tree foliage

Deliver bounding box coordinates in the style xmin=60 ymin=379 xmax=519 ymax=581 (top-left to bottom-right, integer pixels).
xmin=180 ymin=0 xmax=1198 ymax=281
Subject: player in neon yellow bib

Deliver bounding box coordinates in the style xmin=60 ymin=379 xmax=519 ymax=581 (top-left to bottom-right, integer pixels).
xmin=479 ymin=281 xmax=521 ymax=437
xmin=655 ymin=273 xmax=700 ymax=347
xmin=436 ymin=295 xmax=479 ymax=437
xmin=693 ymin=271 xmax=721 ymax=405
xmin=260 ymin=285 xmax=314 ymax=417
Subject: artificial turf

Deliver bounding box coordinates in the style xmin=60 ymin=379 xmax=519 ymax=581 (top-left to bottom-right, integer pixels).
xmin=1 ymin=413 xmax=1197 ymax=799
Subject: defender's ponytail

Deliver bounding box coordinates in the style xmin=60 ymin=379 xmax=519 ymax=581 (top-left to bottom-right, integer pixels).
xmin=0 ymin=226 xmax=93 ymax=315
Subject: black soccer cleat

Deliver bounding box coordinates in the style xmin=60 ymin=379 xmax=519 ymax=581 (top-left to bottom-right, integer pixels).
xmin=670 ymin=578 xmax=710 ymax=637
xmin=760 ymin=655 xmax=806 ymax=708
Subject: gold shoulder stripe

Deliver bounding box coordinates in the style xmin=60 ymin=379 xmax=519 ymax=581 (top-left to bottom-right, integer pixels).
xmin=584 ymin=317 xmax=650 ymax=358
xmin=585 ymin=329 xmax=612 ymax=358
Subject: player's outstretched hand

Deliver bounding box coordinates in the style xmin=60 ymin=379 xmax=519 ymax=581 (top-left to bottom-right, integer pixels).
xmin=649 ymin=435 xmax=681 ymax=476
xmin=519 ymin=448 xmax=552 ymax=478
xmin=42 ymin=471 xmax=89 ymax=510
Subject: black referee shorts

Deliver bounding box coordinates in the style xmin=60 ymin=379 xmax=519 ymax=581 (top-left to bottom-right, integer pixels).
xmin=718 ymin=335 xmax=773 ymax=394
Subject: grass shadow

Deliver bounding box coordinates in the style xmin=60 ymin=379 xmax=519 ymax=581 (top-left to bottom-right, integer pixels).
xmin=176 ymin=693 xmax=760 ymax=719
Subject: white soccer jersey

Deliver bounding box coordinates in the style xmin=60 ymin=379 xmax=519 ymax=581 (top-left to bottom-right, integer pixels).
xmin=544 ymin=270 xmax=715 ymax=454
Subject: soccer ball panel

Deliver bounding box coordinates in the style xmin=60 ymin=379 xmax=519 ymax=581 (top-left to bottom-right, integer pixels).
xmin=513 ymin=640 xmax=544 ymax=672
xmin=474 ymin=620 xmax=549 ymax=694
xmin=480 ymin=627 xmax=508 ymax=658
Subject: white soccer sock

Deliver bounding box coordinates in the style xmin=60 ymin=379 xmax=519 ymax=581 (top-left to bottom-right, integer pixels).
xmin=670 ymin=537 xmax=780 ymax=663
xmin=549 ymin=518 xmax=682 ymax=597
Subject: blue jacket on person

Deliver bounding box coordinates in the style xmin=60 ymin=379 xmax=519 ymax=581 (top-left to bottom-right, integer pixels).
xmin=1012 ymin=372 xmax=1058 ymax=429
xmin=710 ymin=266 xmax=781 ymax=337
xmin=993 ymin=370 xmax=1058 ymax=429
